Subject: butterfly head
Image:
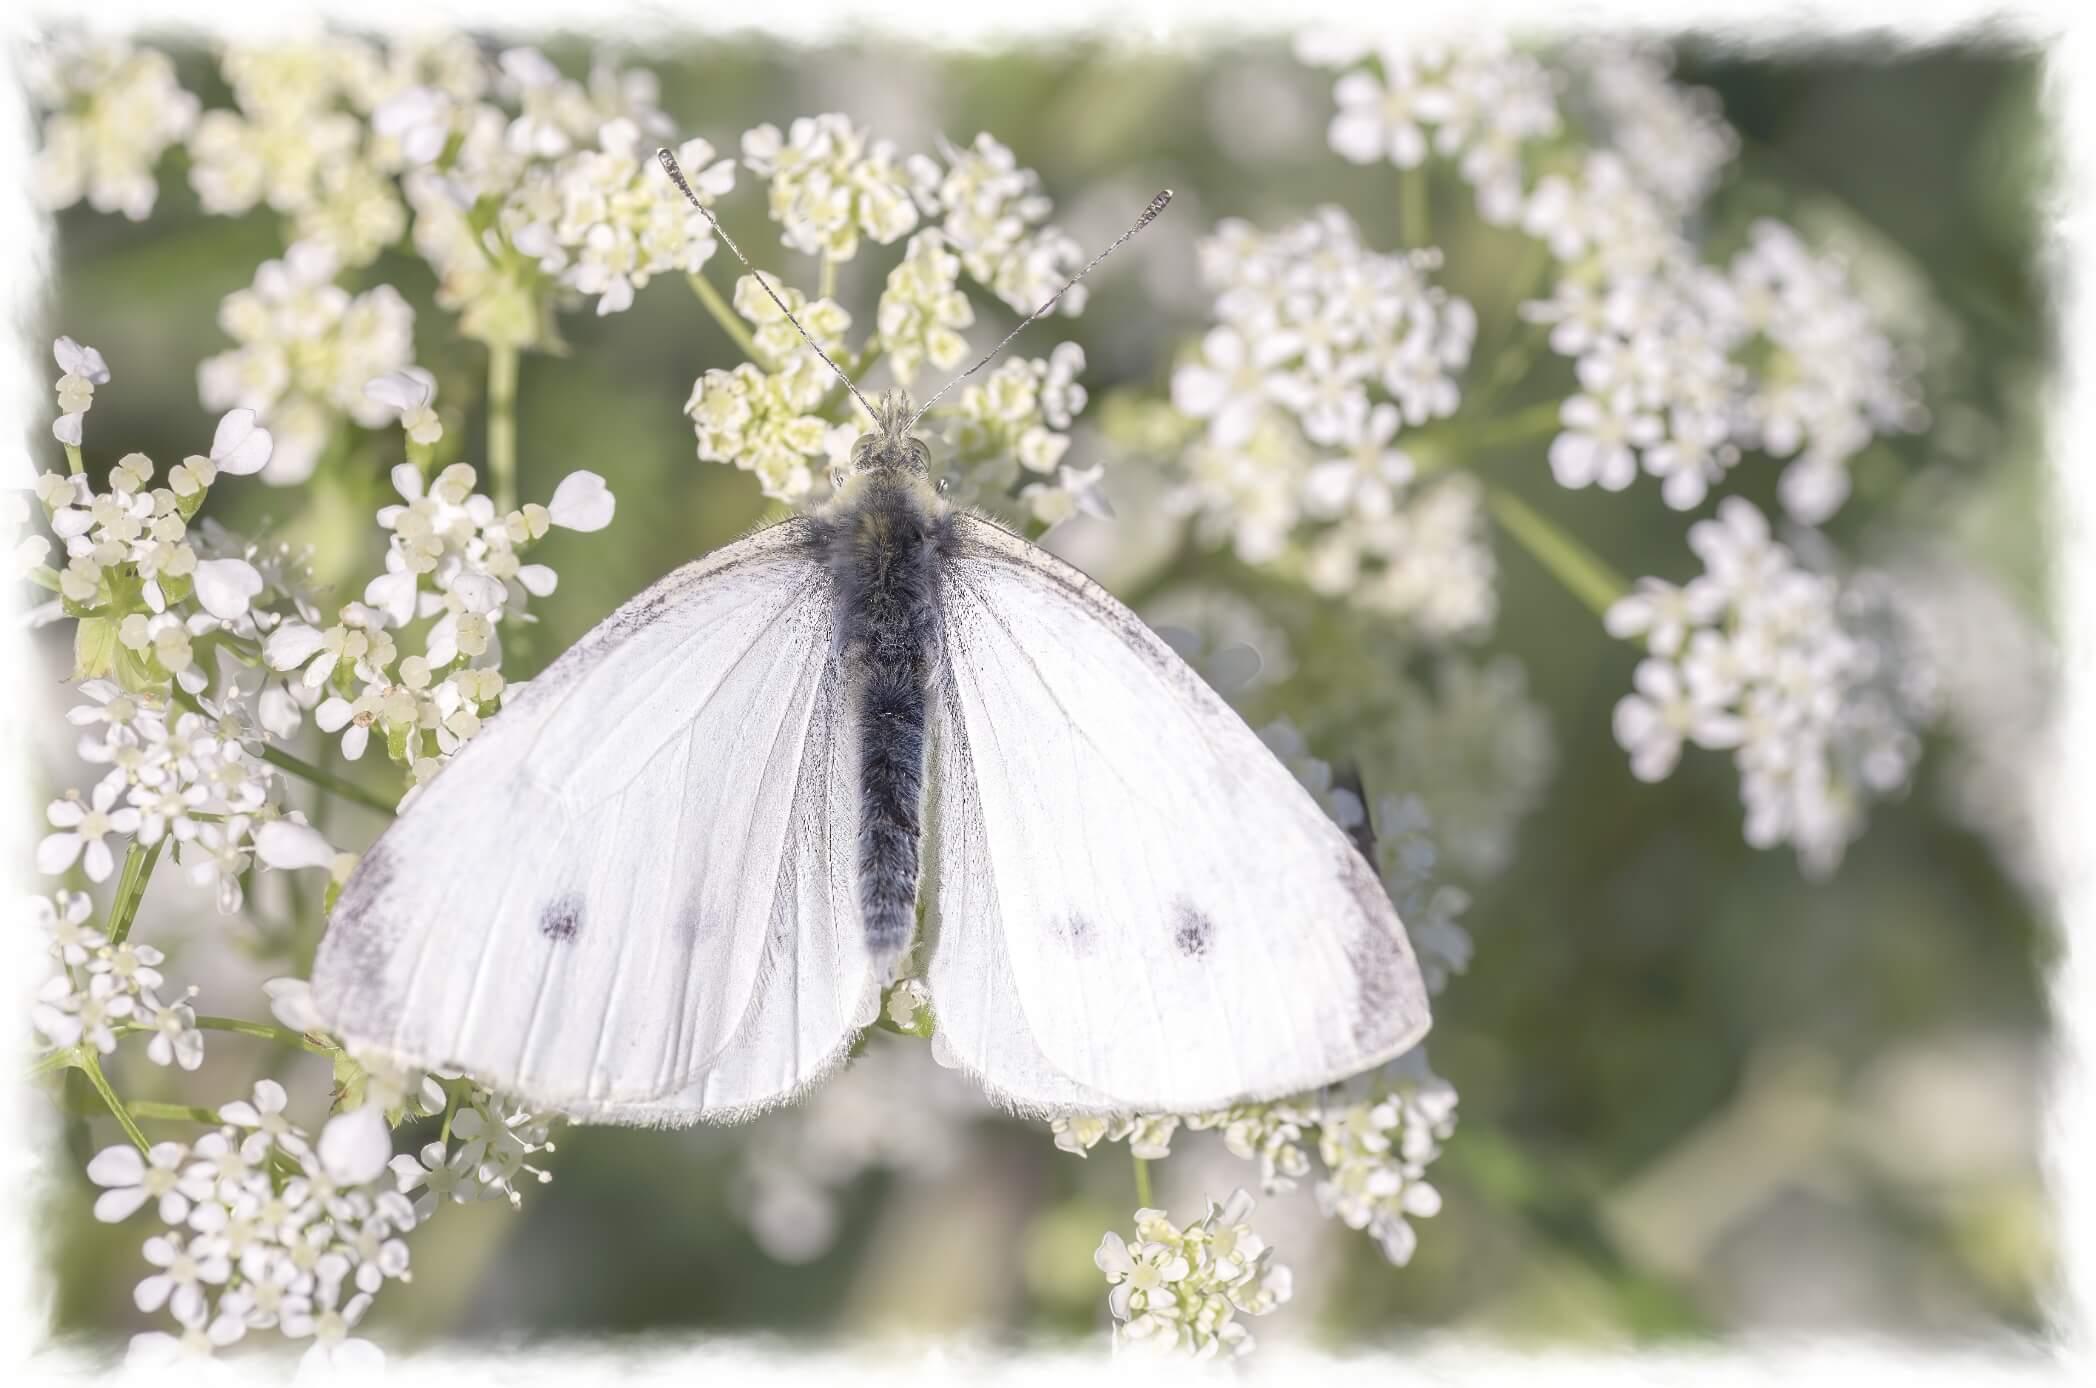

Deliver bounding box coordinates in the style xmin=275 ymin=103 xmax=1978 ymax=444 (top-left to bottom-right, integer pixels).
xmin=848 ymin=390 xmax=931 ymax=477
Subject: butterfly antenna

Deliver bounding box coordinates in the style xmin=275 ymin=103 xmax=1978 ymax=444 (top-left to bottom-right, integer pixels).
xmin=907 ymin=188 xmax=1173 ymax=432
xmin=657 ymin=147 xmax=878 ymax=425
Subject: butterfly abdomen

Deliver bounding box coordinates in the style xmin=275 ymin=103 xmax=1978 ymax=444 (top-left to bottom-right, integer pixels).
xmin=818 ymin=473 xmax=955 ymax=967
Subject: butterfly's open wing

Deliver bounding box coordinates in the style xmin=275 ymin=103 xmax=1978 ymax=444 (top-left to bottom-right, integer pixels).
xmin=310 ymin=519 xmax=876 ymax=1123
xmin=924 ymin=513 xmax=1430 ymax=1115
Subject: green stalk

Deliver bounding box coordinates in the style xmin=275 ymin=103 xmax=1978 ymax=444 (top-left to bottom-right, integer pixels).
xmin=130 ymin=1101 xmax=221 ymax=1124
xmin=487 ymin=343 xmax=520 ymax=515
xmin=194 ymin=1015 xmax=335 ymax=1055
xmin=818 ymin=254 xmax=837 ymax=305
xmin=1132 ymin=1152 xmax=1154 ymax=1209
xmin=255 ymin=743 xmax=398 ymax=818
xmin=104 ymin=839 xmax=163 ymax=948
xmin=1484 ymin=485 xmax=1630 ymax=618
xmin=688 ymin=273 xmax=764 ymax=363
xmin=65 ymin=443 xmax=84 ymax=476
xmin=80 ymin=1052 xmax=150 ymax=1154
xmin=1401 ymin=163 xmax=1430 ymax=249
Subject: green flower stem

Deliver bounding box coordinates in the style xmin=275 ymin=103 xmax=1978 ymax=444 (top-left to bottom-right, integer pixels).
xmin=104 ymin=838 xmax=163 ymax=949
xmin=1411 ymin=397 xmax=1563 ymax=474
xmin=25 ymin=565 xmax=61 ymax=593
xmin=1401 ymin=163 xmax=1430 ymax=250
xmin=194 ymin=1015 xmax=336 ymax=1055
xmin=488 ymin=342 xmax=520 ymax=515
xmin=80 ymin=1052 xmax=150 ymax=1154
xmin=818 ymin=254 xmax=837 ymax=305
xmin=171 ymin=688 xmax=399 ymax=816
xmin=258 ymin=743 xmax=398 ymax=818
xmin=1132 ymin=1152 xmax=1154 ymax=1209
xmin=65 ymin=443 xmax=84 ymax=476
xmin=688 ymin=272 xmax=764 ymax=364
xmin=131 ymin=1101 xmax=221 ymax=1124
xmin=1484 ymin=485 xmax=1630 ymax=619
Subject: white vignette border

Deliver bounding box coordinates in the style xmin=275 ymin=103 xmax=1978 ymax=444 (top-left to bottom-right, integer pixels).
xmin=0 ymin=1 xmax=2090 ymax=1384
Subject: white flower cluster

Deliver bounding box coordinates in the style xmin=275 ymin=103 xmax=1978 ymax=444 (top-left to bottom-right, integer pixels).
xmin=681 ymin=118 xmax=1102 ymax=529
xmin=506 ymin=122 xmax=735 ymax=316
xmin=1568 ymin=40 xmax=1739 ymax=214
xmin=1726 ymin=219 xmax=1927 ymax=524
xmin=1297 ymin=33 xmax=1562 ymax=226
xmin=1291 ymin=37 xmax=1921 ymax=521
xmin=905 ymin=132 xmax=1087 ymax=316
xmin=1053 ymin=1048 xmax=1459 ymax=1274
xmin=30 ymin=891 xmax=203 ymax=1071
xmin=1606 ymin=497 xmax=1935 ymax=874
xmin=85 ymin=1080 xmax=414 ymax=1373
xmin=199 ymin=242 xmax=418 ymax=485
xmin=264 ymin=456 xmax=612 ymax=795
xmin=19 ymin=351 xmax=347 ymax=913
xmin=1522 ymin=169 xmax=1921 ymax=519
xmin=28 ymin=35 xmax=199 ymax=220
xmin=931 ymin=342 xmax=1101 ymax=527
xmin=1171 ymin=209 xmax=1492 ymax=638
xmin=743 ymin=112 xmax=918 ymax=262
xmin=1094 ymin=1190 xmax=1293 ymax=1359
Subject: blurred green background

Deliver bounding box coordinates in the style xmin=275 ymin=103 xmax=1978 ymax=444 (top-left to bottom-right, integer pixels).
xmin=29 ymin=35 xmax=2055 ymax=1351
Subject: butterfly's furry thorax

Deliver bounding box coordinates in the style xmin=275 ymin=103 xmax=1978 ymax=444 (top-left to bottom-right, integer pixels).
xmin=809 ymin=465 xmax=957 ymax=969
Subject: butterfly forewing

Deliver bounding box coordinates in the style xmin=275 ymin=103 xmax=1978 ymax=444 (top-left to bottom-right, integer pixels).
xmin=310 ymin=520 xmax=878 ymax=1118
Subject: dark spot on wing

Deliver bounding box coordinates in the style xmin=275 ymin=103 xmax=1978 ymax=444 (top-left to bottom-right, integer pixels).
xmin=1058 ymin=912 xmax=1095 ymax=957
xmin=1172 ymin=901 xmax=1213 ymax=959
xmin=539 ymin=895 xmax=582 ymax=943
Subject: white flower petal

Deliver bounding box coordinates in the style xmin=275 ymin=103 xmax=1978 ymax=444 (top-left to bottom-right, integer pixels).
xmin=318 ymin=1105 xmax=393 ymax=1186
xmin=256 ymin=820 xmax=336 ymax=871
xmin=209 ymin=410 xmax=273 ymax=475
xmin=546 ymin=471 xmax=615 ymax=532
xmin=264 ymin=623 xmax=327 ymax=671
xmin=193 ymin=558 xmax=264 ymax=620
xmin=516 ymin=564 xmax=558 ymax=597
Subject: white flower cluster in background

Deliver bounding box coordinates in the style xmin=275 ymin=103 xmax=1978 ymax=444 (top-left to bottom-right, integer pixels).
xmin=198 ymin=242 xmax=417 ymax=485
xmin=735 ymin=1035 xmax=985 ymax=1264
xmin=1293 ymin=37 xmax=1922 ymax=522
xmin=906 ymin=132 xmax=1088 ymax=317
xmin=1607 ymin=497 xmax=1936 ymax=874
xmin=1296 ymin=33 xmax=1562 ymax=226
xmin=28 ymin=36 xmax=199 ymax=220
xmin=1095 ymin=1189 xmax=1294 ymax=1359
xmin=1566 ymin=41 xmax=1739 ymax=215
xmin=1170 ymin=209 xmax=1492 ymax=638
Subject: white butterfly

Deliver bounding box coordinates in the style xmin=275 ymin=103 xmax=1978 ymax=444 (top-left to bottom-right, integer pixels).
xmin=307 ymin=156 xmax=1430 ymax=1123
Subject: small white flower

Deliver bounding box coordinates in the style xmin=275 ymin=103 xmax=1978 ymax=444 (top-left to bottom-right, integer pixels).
xmin=135 ymin=1231 xmax=231 ymax=1326
xmin=88 ymin=1142 xmax=193 ymax=1223
xmin=38 ymin=780 xmax=141 ymax=881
